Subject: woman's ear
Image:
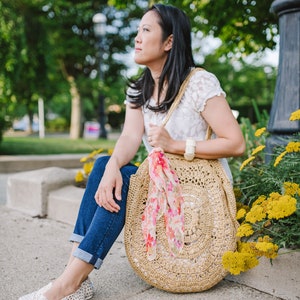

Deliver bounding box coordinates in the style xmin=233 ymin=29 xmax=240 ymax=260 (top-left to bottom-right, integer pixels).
xmin=164 ymin=34 xmax=173 ymax=52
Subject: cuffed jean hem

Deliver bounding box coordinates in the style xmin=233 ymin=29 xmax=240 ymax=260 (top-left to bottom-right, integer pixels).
xmin=72 ymin=247 xmax=103 ymax=269
xmin=69 ymin=233 xmax=84 ymax=244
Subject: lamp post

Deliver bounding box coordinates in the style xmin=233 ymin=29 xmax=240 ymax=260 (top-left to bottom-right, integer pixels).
xmin=266 ymin=0 xmax=300 ymax=157
xmin=93 ymin=12 xmax=107 ymax=139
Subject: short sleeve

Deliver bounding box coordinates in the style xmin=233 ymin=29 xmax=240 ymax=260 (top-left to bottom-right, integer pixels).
xmin=188 ymin=70 xmax=226 ymax=113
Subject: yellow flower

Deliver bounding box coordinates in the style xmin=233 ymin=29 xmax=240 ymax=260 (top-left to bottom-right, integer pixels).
xmin=83 ymin=162 xmax=94 ymax=175
xmin=75 ymin=171 xmax=84 ymax=182
xmin=286 ymin=141 xmax=300 ymax=153
xmin=236 ymin=208 xmax=247 ymax=220
xmin=274 ymin=150 xmax=287 ymax=167
xmin=222 ymin=251 xmax=259 ymax=275
xmin=268 ymin=192 xmax=281 ymax=201
xmin=252 ymin=195 xmax=267 ymax=207
xmin=108 ymin=148 xmax=114 ymax=156
xmin=245 ymin=205 xmax=266 ymax=224
xmin=254 ymin=127 xmax=266 ymax=137
xmin=240 ymin=156 xmax=255 ymax=171
xmin=251 ymin=145 xmax=266 ymax=156
xmin=283 ymin=182 xmax=300 ymax=196
xmin=289 ymin=109 xmax=300 ymax=121
xmin=237 ymin=223 xmax=254 ymax=237
xmin=88 ymin=148 xmax=103 ymax=159
xmin=80 ymin=156 xmax=88 ymax=163
xmin=267 ymin=195 xmax=297 ymax=220
xmin=254 ymin=236 xmax=279 ymax=259
xmin=134 ymin=162 xmax=141 ymax=167
xmin=237 ymin=241 xmax=255 ymax=255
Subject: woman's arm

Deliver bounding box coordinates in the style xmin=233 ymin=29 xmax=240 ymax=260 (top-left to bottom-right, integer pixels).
xmin=94 ymin=104 xmax=144 ymax=212
xmin=148 ymin=95 xmax=245 ymax=159
xmin=108 ymin=104 xmax=144 ymax=168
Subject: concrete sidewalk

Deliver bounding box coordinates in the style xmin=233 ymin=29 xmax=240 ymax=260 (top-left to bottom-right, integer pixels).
xmin=0 ymin=152 xmax=297 ymax=300
xmin=0 ymin=204 xmax=282 ymax=300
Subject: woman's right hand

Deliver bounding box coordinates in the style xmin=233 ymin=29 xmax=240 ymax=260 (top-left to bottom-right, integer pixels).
xmin=94 ymin=159 xmax=123 ymax=213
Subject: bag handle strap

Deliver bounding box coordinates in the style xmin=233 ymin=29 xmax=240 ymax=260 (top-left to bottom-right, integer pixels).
xmin=161 ymin=67 xmax=212 ymax=140
xmin=162 ymin=68 xmax=201 ymax=127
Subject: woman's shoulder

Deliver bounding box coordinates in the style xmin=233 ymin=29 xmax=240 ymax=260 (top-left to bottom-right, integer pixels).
xmin=190 ymin=68 xmax=221 ymax=85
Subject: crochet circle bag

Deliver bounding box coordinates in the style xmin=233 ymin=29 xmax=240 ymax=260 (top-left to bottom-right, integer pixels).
xmin=124 ymin=69 xmax=239 ymax=293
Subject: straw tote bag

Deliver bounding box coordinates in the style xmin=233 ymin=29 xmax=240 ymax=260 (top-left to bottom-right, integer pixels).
xmin=125 ymin=68 xmax=239 ymax=293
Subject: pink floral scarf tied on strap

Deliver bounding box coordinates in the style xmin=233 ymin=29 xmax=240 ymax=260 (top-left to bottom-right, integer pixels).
xmin=141 ymin=148 xmax=185 ymax=261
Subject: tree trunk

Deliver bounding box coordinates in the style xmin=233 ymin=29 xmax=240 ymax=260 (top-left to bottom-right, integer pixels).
xmin=68 ymin=76 xmax=81 ymax=139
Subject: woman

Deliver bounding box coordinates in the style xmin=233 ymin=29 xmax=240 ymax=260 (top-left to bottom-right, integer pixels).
xmin=19 ymin=4 xmax=245 ymax=300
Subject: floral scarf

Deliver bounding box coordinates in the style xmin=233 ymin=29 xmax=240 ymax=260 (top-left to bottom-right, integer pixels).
xmin=141 ymin=148 xmax=185 ymax=261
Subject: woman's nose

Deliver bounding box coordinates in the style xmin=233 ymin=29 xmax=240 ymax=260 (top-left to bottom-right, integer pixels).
xmin=135 ymin=32 xmax=141 ymax=43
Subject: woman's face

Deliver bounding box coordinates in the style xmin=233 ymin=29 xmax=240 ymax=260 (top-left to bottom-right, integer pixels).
xmin=134 ymin=10 xmax=172 ymax=70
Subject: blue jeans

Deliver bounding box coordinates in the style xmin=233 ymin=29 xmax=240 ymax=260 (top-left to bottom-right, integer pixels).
xmin=69 ymin=156 xmax=138 ymax=269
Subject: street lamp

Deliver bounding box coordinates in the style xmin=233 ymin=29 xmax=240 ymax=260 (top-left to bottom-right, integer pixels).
xmin=266 ymin=0 xmax=300 ymax=159
xmin=93 ymin=12 xmax=107 ymax=139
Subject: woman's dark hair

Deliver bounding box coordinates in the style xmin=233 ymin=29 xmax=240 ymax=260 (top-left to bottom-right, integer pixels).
xmin=127 ymin=4 xmax=195 ymax=111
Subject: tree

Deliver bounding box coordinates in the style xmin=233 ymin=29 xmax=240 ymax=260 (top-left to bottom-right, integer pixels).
xmin=0 ymin=0 xmax=52 ymax=134
xmin=0 ymin=1 xmax=141 ymax=139
xmin=111 ymin=0 xmax=279 ymax=57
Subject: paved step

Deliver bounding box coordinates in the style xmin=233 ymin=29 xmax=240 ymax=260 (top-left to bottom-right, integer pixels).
xmin=48 ymin=185 xmax=84 ymax=225
xmin=0 ymin=154 xmax=86 ymax=173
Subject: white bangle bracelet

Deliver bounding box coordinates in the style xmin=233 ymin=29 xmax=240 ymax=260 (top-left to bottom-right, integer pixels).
xmin=184 ymin=138 xmax=196 ymax=161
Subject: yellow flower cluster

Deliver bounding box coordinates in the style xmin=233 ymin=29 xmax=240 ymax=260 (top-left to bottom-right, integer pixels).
xmin=273 ymin=109 xmax=300 ymax=166
xmin=284 ymin=182 xmax=300 ymax=196
xmin=239 ymin=190 xmax=297 ymax=226
xmin=289 ymin=109 xmax=300 ymax=121
xmin=222 ymin=236 xmax=279 ymax=275
xmin=223 ymin=181 xmax=298 ymax=275
xmin=75 ymin=148 xmax=105 ymax=184
xmin=245 ymin=204 xmax=266 ymax=223
xmin=239 ymin=156 xmax=255 ymax=171
xmin=254 ymin=127 xmax=266 ymax=137
xmin=252 ymin=236 xmax=279 ymax=259
xmin=226 ymin=109 xmax=299 ymax=276
xmin=222 ymin=250 xmax=258 ymax=275
xmin=274 ymin=150 xmax=287 ymax=167
xmin=251 ymin=145 xmax=266 ymax=156
xmin=236 ymin=208 xmax=247 ymax=220
xmin=267 ymin=194 xmax=297 ymax=220
xmin=239 ymin=135 xmax=266 ymax=171
xmin=285 ymin=141 xmax=300 ymax=153
xmin=236 ymin=223 xmax=254 ymax=237
xmin=274 ymin=141 xmax=300 ymax=167
xmin=80 ymin=148 xmax=104 ymax=163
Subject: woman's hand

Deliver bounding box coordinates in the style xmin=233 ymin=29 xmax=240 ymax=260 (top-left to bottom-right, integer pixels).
xmin=94 ymin=160 xmax=123 ymax=213
xmin=148 ymin=123 xmax=174 ymax=151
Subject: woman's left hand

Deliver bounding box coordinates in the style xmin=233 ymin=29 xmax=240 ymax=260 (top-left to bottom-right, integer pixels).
xmin=148 ymin=123 xmax=173 ymax=151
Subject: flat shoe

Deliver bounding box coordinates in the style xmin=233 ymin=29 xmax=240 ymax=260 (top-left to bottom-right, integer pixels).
xmin=18 ymin=283 xmax=52 ymax=300
xmin=62 ymin=284 xmax=84 ymax=300
xmin=82 ymin=278 xmax=94 ymax=299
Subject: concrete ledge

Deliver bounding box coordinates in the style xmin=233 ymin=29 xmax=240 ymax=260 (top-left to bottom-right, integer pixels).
xmin=226 ymin=249 xmax=300 ymax=300
xmin=48 ymin=185 xmax=84 ymax=225
xmin=6 ymin=167 xmax=77 ymax=217
xmin=0 ymin=154 xmax=86 ymax=173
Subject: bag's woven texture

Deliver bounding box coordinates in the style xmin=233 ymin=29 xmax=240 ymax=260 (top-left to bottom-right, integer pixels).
xmin=125 ymin=153 xmax=239 ymax=293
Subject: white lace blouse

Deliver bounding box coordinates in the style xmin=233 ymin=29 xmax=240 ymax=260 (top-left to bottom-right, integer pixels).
xmin=126 ymin=69 xmax=233 ymax=182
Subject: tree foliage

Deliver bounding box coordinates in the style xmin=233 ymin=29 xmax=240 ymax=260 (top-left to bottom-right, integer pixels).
xmin=111 ymin=0 xmax=279 ymax=57
xmin=0 ymin=0 xmax=279 ymax=142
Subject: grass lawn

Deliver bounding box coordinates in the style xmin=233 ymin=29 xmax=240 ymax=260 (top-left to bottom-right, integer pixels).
xmin=0 ymin=133 xmax=117 ymax=155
